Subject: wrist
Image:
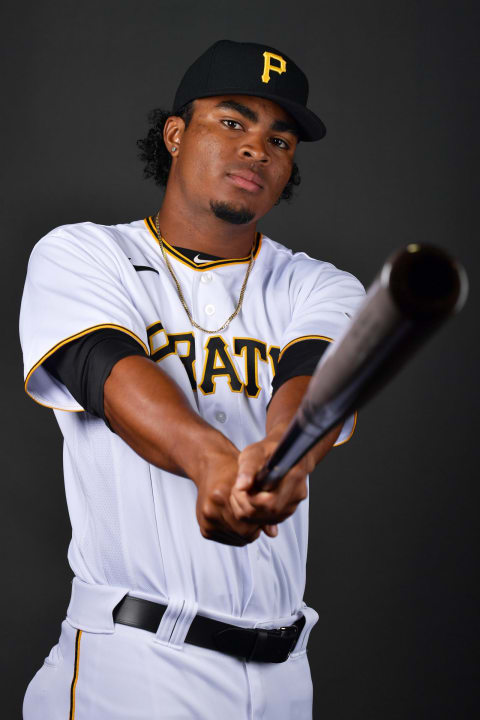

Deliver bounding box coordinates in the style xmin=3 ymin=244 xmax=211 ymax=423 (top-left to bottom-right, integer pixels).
xmin=265 ymin=420 xmax=290 ymax=444
xmin=265 ymin=421 xmax=315 ymax=474
xmin=183 ymin=428 xmax=238 ymax=487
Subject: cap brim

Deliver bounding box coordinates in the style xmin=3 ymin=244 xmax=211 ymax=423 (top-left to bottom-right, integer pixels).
xmin=262 ymin=93 xmax=327 ymax=142
xmin=174 ymin=89 xmax=326 ymax=142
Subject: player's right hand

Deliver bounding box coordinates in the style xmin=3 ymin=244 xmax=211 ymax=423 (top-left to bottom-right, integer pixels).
xmin=228 ymin=434 xmax=309 ymax=533
xmin=193 ymin=448 xmax=268 ymax=546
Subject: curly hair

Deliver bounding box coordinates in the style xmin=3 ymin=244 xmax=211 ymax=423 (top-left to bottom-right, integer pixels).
xmin=137 ymin=102 xmax=301 ymax=203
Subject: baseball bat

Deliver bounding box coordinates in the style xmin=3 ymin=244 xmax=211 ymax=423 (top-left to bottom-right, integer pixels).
xmin=252 ymin=244 xmax=468 ymax=492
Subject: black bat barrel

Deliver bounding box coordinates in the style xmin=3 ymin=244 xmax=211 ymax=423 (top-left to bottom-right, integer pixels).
xmin=253 ymin=244 xmax=468 ymax=492
xmin=389 ymin=244 xmax=466 ymax=319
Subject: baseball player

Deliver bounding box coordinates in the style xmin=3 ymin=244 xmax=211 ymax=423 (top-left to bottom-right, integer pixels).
xmin=20 ymin=40 xmax=365 ymax=719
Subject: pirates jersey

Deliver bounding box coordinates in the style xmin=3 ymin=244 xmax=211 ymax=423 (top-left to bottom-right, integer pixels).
xmin=19 ymin=217 xmax=365 ymax=625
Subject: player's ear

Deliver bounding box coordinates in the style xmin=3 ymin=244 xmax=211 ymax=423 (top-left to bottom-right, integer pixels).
xmin=163 ymin=116 xmax=185 ymax=157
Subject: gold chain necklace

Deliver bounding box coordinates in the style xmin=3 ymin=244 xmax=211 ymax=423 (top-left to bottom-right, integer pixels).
xmin=155 ymin=212 xmax=256 ymax=334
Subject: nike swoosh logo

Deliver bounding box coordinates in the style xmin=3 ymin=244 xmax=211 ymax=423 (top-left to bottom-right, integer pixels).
xmin=132 ymin=264 xmax=159 ymax=274
xmin=127 ymin=258 xmax=159 ymax=274
xmin=194 ymin=254 xmax=211 ymax=264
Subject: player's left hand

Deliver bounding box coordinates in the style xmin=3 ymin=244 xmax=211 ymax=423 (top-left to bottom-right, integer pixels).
xmin=229 ymin=433 xmax=314 ymax=538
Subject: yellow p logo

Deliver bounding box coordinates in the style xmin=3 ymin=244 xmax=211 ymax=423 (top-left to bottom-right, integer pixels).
xmin=261 ymin=51 xmax=287 ymax=84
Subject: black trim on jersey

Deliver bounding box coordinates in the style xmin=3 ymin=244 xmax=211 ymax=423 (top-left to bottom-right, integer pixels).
xmin=145 ymin=215 xmax=261 ymax=269
xmin=43 ymin=329 xmax=148 ymax=428
xmin=270 ymin=338 xmax=330 ymax=398
xmin=173 ymin=247 xmax=223 ymax=262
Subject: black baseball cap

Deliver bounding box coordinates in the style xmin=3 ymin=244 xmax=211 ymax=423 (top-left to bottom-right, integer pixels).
xmin=173 ymin=40 xmax=326 ymax=142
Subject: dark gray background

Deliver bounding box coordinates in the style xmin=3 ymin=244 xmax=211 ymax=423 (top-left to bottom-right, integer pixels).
xmin=2 ymin=0 xmax=478 ymax=717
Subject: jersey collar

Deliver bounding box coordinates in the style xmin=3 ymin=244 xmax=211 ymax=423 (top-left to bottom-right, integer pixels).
xmin=144 ymin=216 xmax=262 ymax=271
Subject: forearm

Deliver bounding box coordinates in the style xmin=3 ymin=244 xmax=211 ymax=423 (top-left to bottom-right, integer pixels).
xmin=266 ymin=375 xmax=341 ymax=472
xmin=104 ymin=355 xmax=237 ymax=480
xmin=229 ymin=375 xmax=340 ymax=533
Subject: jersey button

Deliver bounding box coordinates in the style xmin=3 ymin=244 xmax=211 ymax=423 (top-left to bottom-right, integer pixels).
xmin=201 ymin=272 xmax=213 ymax=283
xmin=215 ymin=411 xmax=227 ymax=424
xmin=205 ymin=304 xmax=215 ymax=316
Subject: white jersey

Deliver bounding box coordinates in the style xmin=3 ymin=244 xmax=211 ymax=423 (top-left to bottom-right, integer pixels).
xmin=19 ymin=217 xmax=365 ymax=626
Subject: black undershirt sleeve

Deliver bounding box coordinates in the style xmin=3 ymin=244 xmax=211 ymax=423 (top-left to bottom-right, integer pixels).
xmin=43 ymin=329 xmax=148 ymax=426
xmin=270 ymin=338 xmax=331 ymax=399
xmin=43 ymin=331 xmax=329 ymax=425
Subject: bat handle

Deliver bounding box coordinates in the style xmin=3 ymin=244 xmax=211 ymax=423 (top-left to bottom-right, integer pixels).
xmin=251 ymin=418 xmax=323 ymax=493
xmin=251 ymin=462 xmax=282 ymax=493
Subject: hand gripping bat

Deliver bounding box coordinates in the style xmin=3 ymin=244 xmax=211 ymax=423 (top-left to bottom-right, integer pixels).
xmin=253 ymin=244 xmax=468 ymax=492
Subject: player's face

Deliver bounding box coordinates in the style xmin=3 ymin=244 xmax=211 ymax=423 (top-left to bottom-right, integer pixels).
xmin=169 ymin=95 xmax=299 ymax=224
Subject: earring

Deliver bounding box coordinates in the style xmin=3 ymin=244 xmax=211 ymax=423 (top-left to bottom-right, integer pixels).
xmin=171 ymin=146 xmax=177 ymax=153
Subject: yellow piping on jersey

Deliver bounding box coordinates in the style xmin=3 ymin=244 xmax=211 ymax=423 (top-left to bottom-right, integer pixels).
xmin=24 ymin=324 xmax=149 ymax=411
xmin=333 ymin=411 xmax=358 ymax=446
xmin=144 ymin=216 xmax=262 ymax=270
xmin=69 ymin=629 xmax=82 ymax=720
xmin=278 ymin=335 xmax=333 ymax=361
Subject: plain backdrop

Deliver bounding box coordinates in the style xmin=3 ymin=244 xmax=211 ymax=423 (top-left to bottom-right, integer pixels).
xmin=2 ymin=1 xmax=478 ymax=718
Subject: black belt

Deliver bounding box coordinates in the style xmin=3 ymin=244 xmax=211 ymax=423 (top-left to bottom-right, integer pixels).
xmin=112 ymin=595 xmax=305 ymax=664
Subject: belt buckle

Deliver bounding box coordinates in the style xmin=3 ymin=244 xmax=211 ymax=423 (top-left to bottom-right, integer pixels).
xmin=247 ymin=623 xmax=300 ymax=663
xmin=276 ymin=624 xmax=300 ymax=657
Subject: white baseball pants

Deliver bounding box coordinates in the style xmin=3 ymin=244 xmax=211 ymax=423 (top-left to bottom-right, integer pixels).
xmin=23 ymin=581 xmax=317 ymax=719
xmin=23 ymin=620 xmax=314 ymax=719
